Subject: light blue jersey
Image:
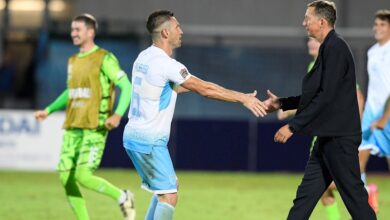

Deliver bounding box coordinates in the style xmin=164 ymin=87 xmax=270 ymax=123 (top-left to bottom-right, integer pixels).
xmin=360 ymin=41 xmax=390 ymax=157
xmin=123 ymin=46 xmax=191 ymax=153
xmin=123 ymin=45 xmax=191 ymax=194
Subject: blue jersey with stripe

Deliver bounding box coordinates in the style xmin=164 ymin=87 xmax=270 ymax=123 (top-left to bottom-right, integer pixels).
xmin=362 ymin=41 xmax=390 ymax=134
xmin=123 ymin=46 xmax=191 ymax=152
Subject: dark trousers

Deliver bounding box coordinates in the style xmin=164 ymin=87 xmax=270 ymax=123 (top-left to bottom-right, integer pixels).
xmin=287 ymin=135 xmax=376 ymax=220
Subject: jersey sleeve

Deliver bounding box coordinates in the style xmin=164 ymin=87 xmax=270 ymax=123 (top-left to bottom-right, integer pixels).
xmin=164 ymin=59 xmax=191 ymax=85
xmin=101 ymin=53 xmax=127 ymax=85
xmin=45 ymin=89 xmax=68 ymax=114
xmin=114 ymin=77 xmax=132 ymax=116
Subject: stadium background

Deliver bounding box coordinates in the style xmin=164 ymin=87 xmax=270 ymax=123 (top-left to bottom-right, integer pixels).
xmin=0 ymin=0 xmax=389 ymax=219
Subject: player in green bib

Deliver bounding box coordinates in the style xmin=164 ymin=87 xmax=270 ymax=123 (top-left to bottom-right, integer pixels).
xmin=34 ymin=14 xmax=135 ymax=220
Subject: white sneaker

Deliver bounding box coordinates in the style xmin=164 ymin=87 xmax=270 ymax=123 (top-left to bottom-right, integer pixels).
xmin=120 ymin=190 xmax=136 ymax=220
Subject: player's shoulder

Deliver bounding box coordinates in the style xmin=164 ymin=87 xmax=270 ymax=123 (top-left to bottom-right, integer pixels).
xmin=136 ymin=46 xmax=186 ymax=73
xmin=138 ymin=46 xmax=167 ymax=62
xmin=149 ymin=51 xmax=181 ymax=68
xmin=383 ymin=40 xmax=390 ymax=52
xmin=103 ymin=52 xmax=119 ymax=64
xmin=92 ymin=47 xmax=112 ymax=59
xmin=368 ymin=43 xmax=380 ymax=55
xmin=97 ymin=47 xmax=110 ymax=54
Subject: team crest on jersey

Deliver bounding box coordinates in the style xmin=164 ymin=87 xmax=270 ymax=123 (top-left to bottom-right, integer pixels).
xmin=180 ymin=68 xmax=189 ymax=79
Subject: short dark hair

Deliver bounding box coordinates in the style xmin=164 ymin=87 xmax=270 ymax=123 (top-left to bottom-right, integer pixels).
xmin=73 ymin=13 xmax=98 ymax=33
xmin=146 ymin=10 xmax=174 ymax=34
xmin=375 ymin=9 xmax=390 ymax=23
xmin=308 ymin=0 xmax=337 ymax=27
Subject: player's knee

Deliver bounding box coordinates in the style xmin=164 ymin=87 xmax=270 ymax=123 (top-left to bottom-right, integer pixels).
xmin=59 ymin=171 xmax=70 ymax=187
xmin=158 ymin=193 xmax=178 ymax=207
xmin=74 ymin=169 xmax=92 ymax=186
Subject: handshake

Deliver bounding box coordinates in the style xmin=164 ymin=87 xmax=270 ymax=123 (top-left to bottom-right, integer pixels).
xmin=242 ymin=89 xmax=293 ymax=144
xmin=241 ymin=89 xmax=280 ymax=117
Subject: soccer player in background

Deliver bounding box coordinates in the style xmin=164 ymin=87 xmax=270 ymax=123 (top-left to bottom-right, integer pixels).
xmin=359 ymin=9 xmax=390 ymax=214
xmin=34 ymin=14 xmax=135 ymax=220
xmin=123 ymin=10 xmax=267 ymax=220
xmin=277 ymin=37 xmax=366 ymax=220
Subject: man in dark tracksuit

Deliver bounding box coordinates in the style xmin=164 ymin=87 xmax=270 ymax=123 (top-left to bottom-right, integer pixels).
xmin=264 ymin=1 xmax=377 ymax=219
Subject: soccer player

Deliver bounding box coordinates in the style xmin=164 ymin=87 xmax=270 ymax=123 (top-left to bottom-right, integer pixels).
xmin=123 ymin=10 xmax=267 ymax=220
xmin=34 ymin=14 xmax=135 ymax=220
xmin=359 ymin=9 xmax=390 ymax=214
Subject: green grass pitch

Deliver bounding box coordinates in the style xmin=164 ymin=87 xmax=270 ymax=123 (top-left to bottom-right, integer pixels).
xmin=0 ymin=170 xmax=389 ymax=220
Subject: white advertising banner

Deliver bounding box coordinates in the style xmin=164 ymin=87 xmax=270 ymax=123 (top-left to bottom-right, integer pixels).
xmin=0 ymin=110 xmax=65 ymax=171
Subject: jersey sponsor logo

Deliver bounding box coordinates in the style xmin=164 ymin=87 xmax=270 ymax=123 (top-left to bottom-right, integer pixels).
xmin=70 ymin=101 xmax=85 ymax=108
xmin=135 ymin=63 xmax=149 ymax=74
xmin=180 ymin=68 xmax=189 ymax=79
xmin=69 ymin=88 xmax=91 ymax=99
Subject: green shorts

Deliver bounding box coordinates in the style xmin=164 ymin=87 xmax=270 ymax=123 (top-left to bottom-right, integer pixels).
xmin=58 ymin=128 xmax=108 ymax=172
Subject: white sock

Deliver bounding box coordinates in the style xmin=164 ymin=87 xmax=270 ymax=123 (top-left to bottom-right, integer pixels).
xmin=118 ymin=191 xmax=127 ymax=204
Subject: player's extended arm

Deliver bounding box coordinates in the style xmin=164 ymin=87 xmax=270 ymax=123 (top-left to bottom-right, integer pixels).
xmin=371 ymin=95 xmax=390 ymax=130
xmin=34 ymin=89 xmax=68 ymax=121
xmin=114 ymin=76 xmax=132 ymax=116
xmin=173 ymin=85 xmax=190 ymax=94
xmin=180 ymin=76 xmax=267 ymax=117
xmin=105 ymin=76 xmax=132 ymax=130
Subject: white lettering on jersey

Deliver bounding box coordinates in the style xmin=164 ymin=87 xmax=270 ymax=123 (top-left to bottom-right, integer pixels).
xmin=69 ymin=88 xmax=91 ymax=99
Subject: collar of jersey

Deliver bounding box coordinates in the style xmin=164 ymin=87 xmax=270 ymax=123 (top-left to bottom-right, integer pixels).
xmin=77 ymin=45 xmax=100 ymax=58
xmin=151 ymin=45 xmax=169 ymax=57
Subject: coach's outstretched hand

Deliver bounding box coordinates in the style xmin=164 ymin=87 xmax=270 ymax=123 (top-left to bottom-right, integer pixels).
xmin=263 ymin=89 xmax=281 ymax=113
xmin=242 ymin=90 xmax=268 ymax=117
xmin=34 ymin=110 xmax=49 ymax=121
